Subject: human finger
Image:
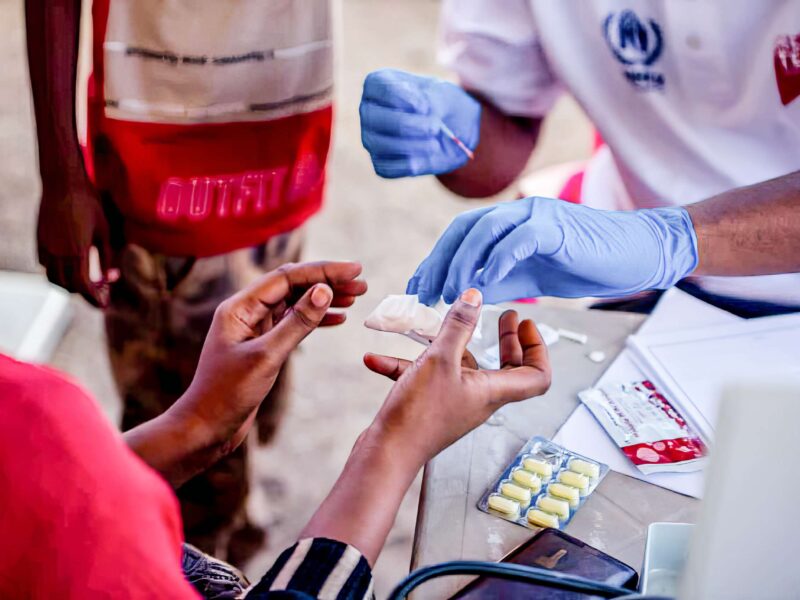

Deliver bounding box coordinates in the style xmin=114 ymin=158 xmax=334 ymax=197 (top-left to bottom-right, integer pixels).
xmin=484 ymin=319 xmax=551 ymax=403
xmin=362 ymin=69 xmax=431 ymax=113
xmin=478 ymin=218 xmax=563 ymax=289
xmin=411 ymin=206 xmax=493 ymax=305
xmin=360 ymin=102 xmax=438 ymax=138
xmin=320 ymin=312 xmax=347 ymax=327
xmin=63 ymin=255 xmax=108 ymax=308
xmin=442 ymin=201 xmax=531 ymax=303
xmin=331 ymin=279 xmax=368 ymax=298
xmin=256 ymin=283 xmax=333 ymax=357
xmin=431 ymin=288 xmax=482 ymax=364
xmin=93 ymin=209 xmax=116 ymax=281
xmin=330 ymin=295 xmax=358 ymax=308
xmin=232 ymin=261 xmax=362 ymax=331
xmin=363 ymin=353 xmax=412 ymax=381
xmin=519 ymin=319 xmax=550 ymax=372
xmin=498 ymin=310 xmax=522 ymax=368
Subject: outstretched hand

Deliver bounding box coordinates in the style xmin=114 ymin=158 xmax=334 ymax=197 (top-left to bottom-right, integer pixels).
xmin=365 ymin=288 xmax=551 ymax=465
xmin=297 ymin=288 xmax=550 ymax=564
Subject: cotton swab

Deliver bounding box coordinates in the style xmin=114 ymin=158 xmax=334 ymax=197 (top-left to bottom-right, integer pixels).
xmin=440 ymin=121 xmax=475 ymax=160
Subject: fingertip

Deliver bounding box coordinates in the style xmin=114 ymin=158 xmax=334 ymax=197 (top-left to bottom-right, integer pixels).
xmin=460 ymin=288 xmax=482 ymax=307
xmin=363 ymin=352 xmax=387 ymax=375
xmin=406 ymin=276 xmax=420 ymax=295
xmin=499 ymin=309 xmax=519 ymax=327
xmin=311 ymin=283 xmax=334 ymax=308
xmin=348 ymin=261 xmax=364 ymax=276
xmin=518 ymin=319 xmax=539 ymax=341
xmin=418 ymin=289 xmax=440 ymax=307
xmin=321 ymin=312 xmax=347 ymax=327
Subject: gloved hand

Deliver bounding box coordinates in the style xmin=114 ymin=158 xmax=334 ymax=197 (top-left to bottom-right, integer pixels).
xmin=360 ymin=69 xmax=481 ymax=178
xmin=407 ymin=197 xmax=699 ymax=305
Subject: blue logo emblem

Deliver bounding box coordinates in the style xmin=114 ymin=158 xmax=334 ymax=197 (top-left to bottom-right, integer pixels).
xmin=603 ymin=10 xmax=665 ymax=90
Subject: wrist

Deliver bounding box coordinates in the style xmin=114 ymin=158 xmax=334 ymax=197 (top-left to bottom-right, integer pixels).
xmin=356 ymin=422 xmax=429 ymax=476
xmin=38 ymin=149 xmax=92 ymax=193
xmin=642 ymin=206 xmax=700 ymax=287
xmin=163 ymin=393 xmax=229 ymax=459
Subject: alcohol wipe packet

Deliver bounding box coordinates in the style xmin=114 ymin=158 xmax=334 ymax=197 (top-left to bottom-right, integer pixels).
xmin=578 ymin=380 xmax=708 ymax=475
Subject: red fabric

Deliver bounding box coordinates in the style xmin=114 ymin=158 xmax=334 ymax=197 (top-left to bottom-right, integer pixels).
xmin=557 ymin=170 xmax=585 ymax=205
xmin=91 ymin=112 xmax=331 ymax=257
xmin=0 ymin=354 xmax=198 ymax=599
xmin=88 ymin=0 xmax=332 ymax=257
xmin=774 ymin=34 xmax=800 ymax=106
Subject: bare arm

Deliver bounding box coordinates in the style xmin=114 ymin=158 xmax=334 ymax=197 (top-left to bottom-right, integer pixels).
xmin=438 ymin=97 xmax=542 ymax=198
xmin=123 ymin=405 xmax=227 ymax=489
xmin=125 ymin=262 xmax=367 ymax=488
xmin=689 ymin=170 xmax=800 ymax=276
xmin=25 ymin=0 xmax=84 ymax=187
xmin=301 ymin=293 xmax=551 ymax=565
xmin=299 ymin=427 xmax=419 ymax=565
xmin=26 ymin=0 xmax=117 ymax=306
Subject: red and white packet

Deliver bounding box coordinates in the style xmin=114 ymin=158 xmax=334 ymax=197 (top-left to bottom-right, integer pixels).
xmin=578 ymin=380 xmax=707 ymax=474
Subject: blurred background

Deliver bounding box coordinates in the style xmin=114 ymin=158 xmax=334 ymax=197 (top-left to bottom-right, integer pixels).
xmin=0 ymin=0 xmax=592 ymax=594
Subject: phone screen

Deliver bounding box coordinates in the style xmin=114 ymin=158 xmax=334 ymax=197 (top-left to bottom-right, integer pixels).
xmin=451 ymin=529 xmax=638 ymax=599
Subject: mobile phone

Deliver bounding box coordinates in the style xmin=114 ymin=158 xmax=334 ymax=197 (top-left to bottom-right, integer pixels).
xmin=451 ymin=528 xmax=638 ymax=599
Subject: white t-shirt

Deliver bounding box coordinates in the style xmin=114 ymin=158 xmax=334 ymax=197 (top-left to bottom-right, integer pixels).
xmin=439 ymin=0 xmax=800 ymax=306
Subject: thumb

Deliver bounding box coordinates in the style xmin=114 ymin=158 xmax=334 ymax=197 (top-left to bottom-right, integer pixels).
xmin=259 ymin=283 xmax=333 ymax=357
xmin=432 ymin=288 xmax=482 ymax=363
xmin=92 ymin=207 xmax=118 ymax=281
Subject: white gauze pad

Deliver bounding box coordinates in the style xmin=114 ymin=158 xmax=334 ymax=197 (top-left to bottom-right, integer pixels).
xmin=365 ymin=295 xmax=560 ymax=370
xmin=364 ymin=295 xmax=507 ymax=369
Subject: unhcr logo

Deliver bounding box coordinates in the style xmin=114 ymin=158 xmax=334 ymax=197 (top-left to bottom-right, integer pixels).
xmin=603 ymin=10 xmax=665 ymax=90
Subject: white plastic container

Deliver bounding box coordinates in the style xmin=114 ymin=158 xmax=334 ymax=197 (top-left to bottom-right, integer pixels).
xmin=640 ymin=522 xmax=694 ymax=596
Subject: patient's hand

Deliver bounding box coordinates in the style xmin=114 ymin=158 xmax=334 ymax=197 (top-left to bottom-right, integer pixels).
xmin=365 ymin=288 xmax=551 ymax=466
xmin=182 ymin=261 xmax=367 ymax=453
xmin=127 ymin=261 xmax=367 ymax=487
xmin=298 ymin=289 xmax=547 ymax=564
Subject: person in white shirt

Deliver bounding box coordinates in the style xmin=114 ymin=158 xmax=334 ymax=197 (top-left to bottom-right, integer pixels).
xmin=359 ymin=0 xmax=800 ymax=316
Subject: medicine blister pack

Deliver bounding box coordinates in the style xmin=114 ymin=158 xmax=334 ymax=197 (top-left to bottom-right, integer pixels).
xmin=477 ymin=437 xmax=608 ymax=530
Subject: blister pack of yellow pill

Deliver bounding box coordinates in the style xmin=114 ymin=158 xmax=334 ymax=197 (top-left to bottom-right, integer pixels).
xmin=477 ymin=436 xmax=608 ymax=530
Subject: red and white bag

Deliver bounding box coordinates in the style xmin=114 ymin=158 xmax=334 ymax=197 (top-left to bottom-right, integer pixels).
xmin=578 ymin=380 xmax=707 ymax=474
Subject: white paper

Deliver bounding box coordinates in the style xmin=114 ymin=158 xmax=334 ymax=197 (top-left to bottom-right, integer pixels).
xmin=553 ymin=289 xmax=741 ymax=498
xmin=627 ymin=311 xmax=800 ymax=444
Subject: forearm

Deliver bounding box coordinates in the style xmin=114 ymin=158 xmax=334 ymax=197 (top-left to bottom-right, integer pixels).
xmin=25 ymin=0 xmax=85 ymax=185
xmin=438 ymin=97 xmax=541 ymax=198
xmin=124 ymin=401 xmax=240 ymax=488
xmin=688 ymin=170 xmax=800 ymax=277
xmin=300 ymin=425 xmax=423 ymax=566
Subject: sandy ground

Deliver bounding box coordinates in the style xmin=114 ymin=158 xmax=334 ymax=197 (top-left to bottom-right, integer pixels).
xmin=0 ymin=0 xmax=592 ymax=595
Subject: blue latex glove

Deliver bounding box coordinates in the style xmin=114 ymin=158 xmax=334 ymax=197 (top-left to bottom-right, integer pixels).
xmin=360 ymin=69 xmax=481 ymax=178
xmin=407 ymin=197 xmax=699 ymax=305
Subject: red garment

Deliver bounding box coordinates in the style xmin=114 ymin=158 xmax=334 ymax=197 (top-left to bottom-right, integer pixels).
xmin=0 ymin=354 xmax=198 ymax=599
xmin=87 ymin=1 xmax=334 ymax=257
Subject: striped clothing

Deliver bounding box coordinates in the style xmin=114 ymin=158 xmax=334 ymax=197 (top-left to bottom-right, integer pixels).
xmin=246 ymin=538 xmax=375 ymax=600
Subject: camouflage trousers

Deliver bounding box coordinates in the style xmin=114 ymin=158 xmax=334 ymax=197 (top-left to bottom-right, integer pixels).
xmin=105 ymin=230 xmax=303 ymax=566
